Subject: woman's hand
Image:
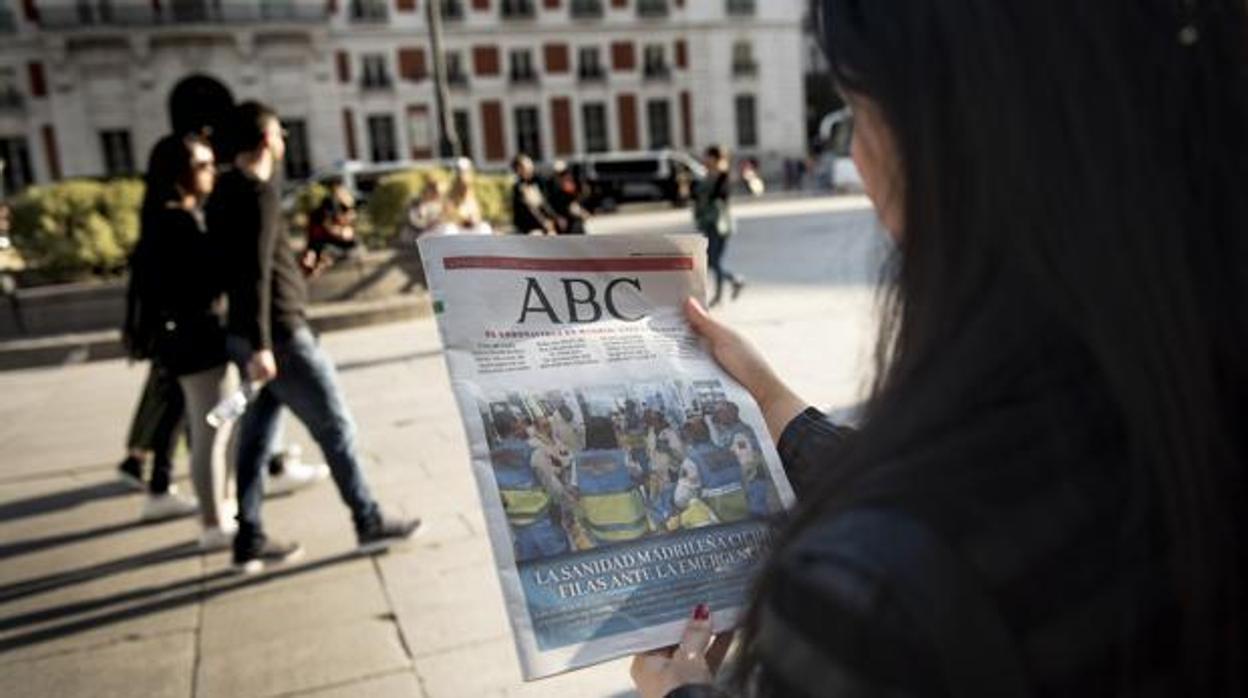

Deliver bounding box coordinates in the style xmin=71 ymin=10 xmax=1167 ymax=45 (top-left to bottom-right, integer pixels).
xmin=631 ymin=604 xmax=716 ymax=698
xmin=684 ymin=299 xmax=808 ymax=442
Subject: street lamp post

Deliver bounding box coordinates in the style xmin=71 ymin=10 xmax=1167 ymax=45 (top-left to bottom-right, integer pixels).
xmin=426 ymin=0 xmax=461 ymax=159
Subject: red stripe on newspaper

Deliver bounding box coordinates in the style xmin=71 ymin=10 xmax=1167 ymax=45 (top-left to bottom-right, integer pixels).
xmin=442 ymin=256 xmax=694 ymax=272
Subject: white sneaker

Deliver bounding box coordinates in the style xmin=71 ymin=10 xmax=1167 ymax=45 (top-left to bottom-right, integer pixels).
xmin=198 ymin=526 xmax=235 ymax=552
xmin=265 ymin=457 xmax=330 ymax=497
xmin=141 ymin=488 xmax=199 ymax=522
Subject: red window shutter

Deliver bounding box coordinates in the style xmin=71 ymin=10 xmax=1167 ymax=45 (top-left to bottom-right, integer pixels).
xmin=611 ymin=0 xmax=626 ymax=8
xmin=343 ymin=109 xmax=358 ymax=160
xmin=675 ymin=39 xmax=687 ymax=69
xmin=398 ymin=47 xmax=427 ymax=81
xmin=543 ymin=44 xmax=569 ymax=74
xmin=473 ymin=46 xmax=500 ymax=76
xmin=326 ymin=0 xmax=339 ymax=12
xmin=28 ymin=62 xmax=47 ymax=98
xmin=679 ymin=90 xmax=692 ymax=146
xmin=397 ymin=0 xmax=418 ymax=10
xmin=22 ymin=0 xmax=39 ymax=21
xmin=543 ymin=0 xmax=560 ymax=8
xmin=550 ymin=97 xmax=574 ymax=156
xmin=616 ymin=93 xmax=638 ymax=150
xmin=41 ymin=124 xmax=61 ymax=180
xmin=472 ymin=0 xmax=490 ymax=9
xmin=481 ymin=100 xmax=506 ymax=161
xmin=336 ymin=51 xmax=352 ymax=84
xmin=610 ymin=42 xmax=635 ymax=71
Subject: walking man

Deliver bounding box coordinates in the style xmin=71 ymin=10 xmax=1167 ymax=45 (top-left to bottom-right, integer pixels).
xmin=207 ymin=101 xmax=420 ymax=573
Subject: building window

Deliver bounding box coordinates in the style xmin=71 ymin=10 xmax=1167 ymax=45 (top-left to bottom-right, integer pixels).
xmin=351 ymin=0 xmax=389 ymax=22
xmin=453 ymin=109 xmax=473 ymax=159
xmin=637 ymin=0 xmax=667 ymax=18
xmin=99 ymin=130 xmax=134 ymax=177
xmin=578 ymin=46 xmax=605 ymax=82
xmin=446 ymin=51 xmax=468 ymax=87
xmin=0 ymin=68 xmax=23 ymax=112
xmin=570 ymin=0 xmax=603 ymax=19
xmin=0 ymin=136 xmax=33 ymax=194
xmin=514 ymin=105 xmax=541 ymax=159
xmin=726 ymin=0 xmax=755 ymax=16
xmin=646 ymin=99 xmax=671 ymax=150
xmin=501 ymin=0 xmax=536 ymax=19
xmin=283 ymin=119 xmax=311 ymax=180
xmin=642 ymin=44 xmax=669 ymax=80
xmin=582 ymin=102 xmax=608 ymax=154
xmin=441 ymin=0 xmax=466 ymax=20
xmin=361 ymin=54 xmax=393 ymax=90
xmin=509 ymin=49 xmax=537 ymax=84
xmin=732 ymin=40 xmax=758 ymax=76
xmin=734 ymin=94 xmax=757 ymax=148
xmin=367 ymin=114 xmax=398 ymax=162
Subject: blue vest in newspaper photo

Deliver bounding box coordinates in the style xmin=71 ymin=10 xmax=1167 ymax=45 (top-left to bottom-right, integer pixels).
xmin=491 ymin=438 xmax=570 ymax=562
xmin=574 ymin=449 xmax=650 ymax=546
xmin=687 ymin=442 xmax=750 ymax=524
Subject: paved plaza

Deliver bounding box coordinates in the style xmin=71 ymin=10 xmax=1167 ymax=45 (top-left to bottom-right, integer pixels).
xmin=0 ymin=196 xmax=884 ymax=697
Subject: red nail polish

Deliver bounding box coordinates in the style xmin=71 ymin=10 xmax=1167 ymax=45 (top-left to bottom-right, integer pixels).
xmin=693 ymin=603 xmax=710 ymax=620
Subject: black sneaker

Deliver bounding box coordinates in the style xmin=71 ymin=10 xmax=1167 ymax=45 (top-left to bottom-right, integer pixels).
xmin=730 ymin=277 xmax=747 ymax=301
xmin=232 ymin=537 xmax=304 ymax=575
xmin=117 ymin=456 xmax=145 ymax=492
xmin=356 ymin=512 xmax=422 ymax=553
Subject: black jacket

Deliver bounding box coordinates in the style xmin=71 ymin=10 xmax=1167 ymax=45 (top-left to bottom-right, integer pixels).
xmin=206 ymin=168 xmax=307 ymax=349
xmin=134 ymin=206 xmax=227 ymax=376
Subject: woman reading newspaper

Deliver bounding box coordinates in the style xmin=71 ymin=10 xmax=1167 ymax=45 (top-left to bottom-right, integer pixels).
xmin=630 ymin=1 xmax=1248 ymax=697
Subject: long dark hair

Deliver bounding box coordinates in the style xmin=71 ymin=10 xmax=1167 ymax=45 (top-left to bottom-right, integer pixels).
xmin=734 ymin=0 xmax=1247 ymax=693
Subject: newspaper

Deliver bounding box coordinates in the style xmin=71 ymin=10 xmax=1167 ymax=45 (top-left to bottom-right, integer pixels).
xmin=418 ymin=233 xmax=797 ymax=680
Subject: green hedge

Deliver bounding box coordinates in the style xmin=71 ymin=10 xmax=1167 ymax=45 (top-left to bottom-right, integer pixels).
xmin=9 ymin=179 xmax=145 ymax=282
xmin=365 ymin=168 xmax=512 ymax=244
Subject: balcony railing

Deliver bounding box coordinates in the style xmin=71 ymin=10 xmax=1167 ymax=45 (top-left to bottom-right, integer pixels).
xmin=637 ymin=0 xmax=668 ymax=18
xmin=578 ymin=67 xmax=606 ymax=83
xmin=501 ymin=0 xmax=536 ymax=20
xmin=570 ymin=0 xmax=603 ymax=19
xmin=350 ymin=0 xmax=389 ymax=23
xmin=732 ymin=61 xmax=758 ymax=77
xmin=361 ymin=74 xmax=395 ymax=91
xmin=0 ymin=7 xmax=16 ymax=33
xmin=509 ymin=69 xmax=539 ymax=85
xmin=37 ymin=1 xmax=328 ymax=29
xmin=726 ymin=0 xmax=755 ymax=16
xmin=0 ymin=89 xmax=24 ymax=112
xmin=643 ymin=63 xmax=671 ymax=81
xmin=447 ymin=71 xmax=469 ymax=89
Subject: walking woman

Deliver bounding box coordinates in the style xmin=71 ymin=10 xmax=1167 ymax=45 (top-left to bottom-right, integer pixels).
xmin=131 ymin=133 xmax=238 ymax=550
xmin=631 ymin=1 xmax=1247 ymax=696
xmin=693 ymin=146 xmax=744 ymax=307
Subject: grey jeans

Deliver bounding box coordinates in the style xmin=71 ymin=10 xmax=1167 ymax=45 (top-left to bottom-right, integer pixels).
xmin=177 ymin=363 xmax=239 ymax=528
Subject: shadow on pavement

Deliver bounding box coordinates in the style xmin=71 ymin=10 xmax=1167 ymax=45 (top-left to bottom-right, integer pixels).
xmin=0 ymin=480 xmax=136 ymax=524
xmin=0 ymin=541 xmax=204 ymax=605
xmin=0 ymin=519 xmax=150 ymax=561
xmin=0 ymin=548 xmax=379 ymax=653
xmin=336 ymin=348 xmax=443 ymax=373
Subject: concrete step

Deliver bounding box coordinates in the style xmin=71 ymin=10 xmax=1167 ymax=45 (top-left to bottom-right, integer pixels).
xmin=0 ymin=293 xmax=433 ymax=372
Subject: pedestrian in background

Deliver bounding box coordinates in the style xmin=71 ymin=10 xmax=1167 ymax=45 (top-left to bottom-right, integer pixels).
xmin=511 ymin=154 xmax=557 ymax=235
xmin=631 ymin=0 xmax=1248 ymax=696
xmin=692 ymin=146 xmax=745 ymax=307
xmin=549 ymin=161 xmax=590 ymax=235
xmin=443 ymin=157 xmax=492 ymax=235
xmin=208 ymin=101 xmax=420 ymax=574
xmin=131 ymin=132 xmax=237 ymax=550
xmin=300 ymin=178 xmax=358 ymax=277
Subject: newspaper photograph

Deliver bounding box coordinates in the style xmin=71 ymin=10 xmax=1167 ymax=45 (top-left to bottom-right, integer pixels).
xmin=418 ymin=234 xmax=797 ymax=680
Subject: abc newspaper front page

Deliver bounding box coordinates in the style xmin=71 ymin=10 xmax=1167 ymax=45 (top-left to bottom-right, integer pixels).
xmin=419 ymin=234 xmax=796 ymax=679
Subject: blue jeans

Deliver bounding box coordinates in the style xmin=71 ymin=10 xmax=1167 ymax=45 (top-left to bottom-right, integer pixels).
xmin=228 ymin=327 xmax=378 ymax=544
